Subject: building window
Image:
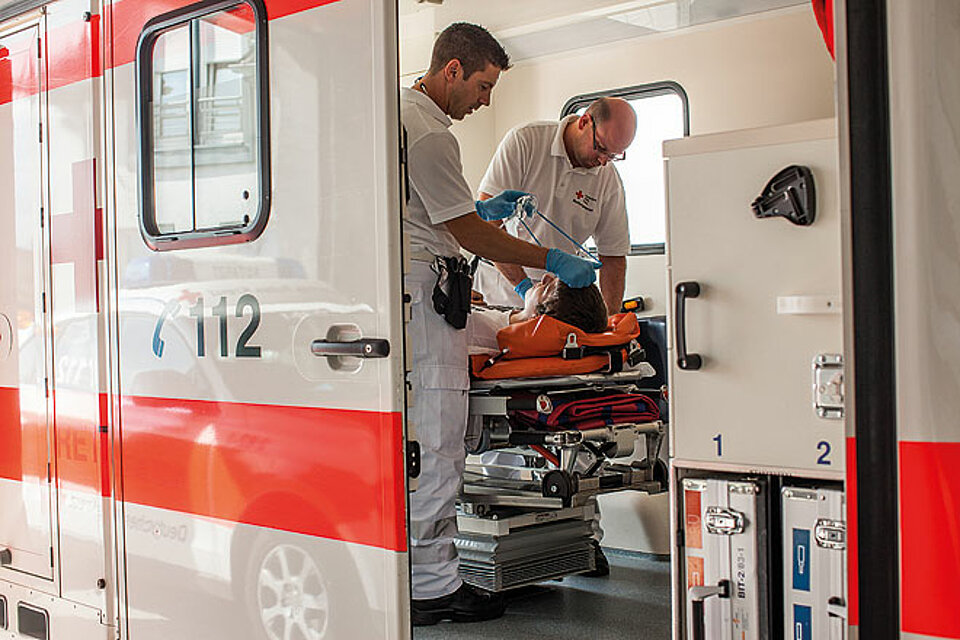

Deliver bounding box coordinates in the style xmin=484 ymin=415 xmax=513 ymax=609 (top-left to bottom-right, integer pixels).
xmin=137 ymin=0 xmax=270 ymax=250
xmin=562 ymin=82 xmax=688 ymax=255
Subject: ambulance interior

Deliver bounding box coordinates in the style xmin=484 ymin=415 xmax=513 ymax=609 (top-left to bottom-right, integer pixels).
xmin=399 ymin=0 xmax=838 ymax=637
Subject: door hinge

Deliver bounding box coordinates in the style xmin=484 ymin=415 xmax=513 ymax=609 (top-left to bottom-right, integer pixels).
xmin=49 ymin=546 xmax=53 ymax=567
xmin=47 ymin=462 xmax=51 ymax=482
xmin=36 ymin=38 xmax=41 ymax=59
xmin=39 ymin=205 xmax=44 ymax=227
xmin=406 ymin=441 xmax=421 ymax=479
xmin=38 ymin=122 xmax=42 ymax=143
xmin=41 ymin=291 xmax=46 ymax=313
xmin=44 ymin=376 xmax=49 ymax=397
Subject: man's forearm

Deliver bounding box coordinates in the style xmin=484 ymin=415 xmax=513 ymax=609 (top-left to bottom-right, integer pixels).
xmin=598 ymin=255 xmax=626 ymax=315
xmin=479 ymin=216 xmax=529 ymax=286
xmin=494 ymin=261 xmax=528 ymax=287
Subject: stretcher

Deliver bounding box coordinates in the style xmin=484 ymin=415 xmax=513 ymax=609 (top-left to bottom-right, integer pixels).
xmin=463 ymin=367 xmax=666 ymax=512
xmin=456 ymin=314 xmax=669 ymax=591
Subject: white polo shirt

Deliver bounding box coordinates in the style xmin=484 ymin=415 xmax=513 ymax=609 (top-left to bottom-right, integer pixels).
xmin=400 ymin=88 xmax=477 ymax=258
xmin=475 ymin=115 xmax=630 ymax=305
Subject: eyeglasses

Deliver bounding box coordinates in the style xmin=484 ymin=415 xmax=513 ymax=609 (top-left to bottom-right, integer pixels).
xmin=591 ymin=116 xmax=626 ymax=162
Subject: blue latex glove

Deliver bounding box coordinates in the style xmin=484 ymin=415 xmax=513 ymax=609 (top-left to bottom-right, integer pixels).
xmin=544 ymin=248 xmax=600 ymax=288
xmin=475 ymin=190 xmax=533 ymax=221
xmin=514 ymin=277 xmax=533 ymax=299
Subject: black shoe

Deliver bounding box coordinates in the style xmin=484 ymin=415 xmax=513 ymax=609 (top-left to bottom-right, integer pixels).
xmin=581 ymin=541 xmax=610 ymax=578
xmin=411 ymin=583 xmax=506 ymax=626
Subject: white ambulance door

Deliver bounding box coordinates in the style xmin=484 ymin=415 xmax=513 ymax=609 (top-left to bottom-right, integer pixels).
xmin=666 ymin=120 xmax=845 ymax=476
xmin=0 ymin=14 xmax=56 ymax=581
xmin=108 ymin=0 xmax=409 ymax=638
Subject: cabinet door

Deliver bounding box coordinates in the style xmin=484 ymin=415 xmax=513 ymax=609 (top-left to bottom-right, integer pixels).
xmin=666 ymin=121 xmax=844 ymax=475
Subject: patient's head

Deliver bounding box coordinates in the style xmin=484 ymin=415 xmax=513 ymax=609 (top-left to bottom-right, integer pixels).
xmin=528 ymin=273 xmax=608 ymax=333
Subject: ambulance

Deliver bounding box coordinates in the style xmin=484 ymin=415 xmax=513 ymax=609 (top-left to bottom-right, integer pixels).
xmin=0 ymin=0 xmax=954 ymax=638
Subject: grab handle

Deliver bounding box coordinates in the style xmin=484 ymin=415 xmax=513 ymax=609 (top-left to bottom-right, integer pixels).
xmin=675 ymin=281 xmax=702 ymax=370
xmin=827 ymin=596 xmax=847 ymax=640
xmin=689 ymin=580 xmax=730 ymax=640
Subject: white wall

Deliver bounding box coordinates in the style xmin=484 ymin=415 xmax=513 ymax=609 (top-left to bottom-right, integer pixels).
xmin=402 ymin=5 xmax=837 ymax=554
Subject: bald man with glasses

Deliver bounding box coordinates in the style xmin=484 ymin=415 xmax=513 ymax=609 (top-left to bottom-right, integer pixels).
xmin=474 ymin=97 xmax=636 ymax=576
xmin=474 ymin=97 xmax=636 ymax=317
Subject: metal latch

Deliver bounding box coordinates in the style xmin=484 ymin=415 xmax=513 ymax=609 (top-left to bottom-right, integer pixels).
xmin=815 ymin=518 xmax=846 ymax=550
xmin=813 ymin=354 xmax=844 ymax=419
xmin=704 ymin=507 xmax=745 ymax=535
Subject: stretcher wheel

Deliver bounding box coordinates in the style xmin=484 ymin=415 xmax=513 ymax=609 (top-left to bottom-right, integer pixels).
xmin=542 ymin=470 xmax=578 ymax=505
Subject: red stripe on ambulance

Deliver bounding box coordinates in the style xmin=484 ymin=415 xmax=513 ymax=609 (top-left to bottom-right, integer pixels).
xmin=118 ymin=395 xmax=407 ymax=552
xmin=899 ymin=440 xmax=960 ymax=639
xmin=0 ymin=386 xmax=23 ymax=481
xmin=0 ymin=0 xmax=344 ymax=106
xmin=110 ymin=0 xmax=344 ymax=69
xmin=845 ymin=437 xmax=859 ymax=627
xmin=0 ymin=386 xmax=48 ymax=483
xmin=0 ymin=387 xmax=407 ymax=551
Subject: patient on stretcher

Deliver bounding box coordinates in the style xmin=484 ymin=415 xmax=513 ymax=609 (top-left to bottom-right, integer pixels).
xmin=467 ymin=273 xmax=642 ymax=380
xmin=467 ymin=273 xmax=607 ymax=354
xmin=465 ymin=274 xmax=660 ymax=487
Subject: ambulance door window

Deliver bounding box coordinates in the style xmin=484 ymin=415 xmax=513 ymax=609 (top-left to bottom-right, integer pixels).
xmin=137 ymin=0 xmax=269 ymax=250
xmin=562 ymin=82 xmax=688 ymax=254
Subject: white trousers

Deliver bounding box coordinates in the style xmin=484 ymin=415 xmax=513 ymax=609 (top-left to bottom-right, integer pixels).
xmin=406 ymin=262 xmax=469 ymax=600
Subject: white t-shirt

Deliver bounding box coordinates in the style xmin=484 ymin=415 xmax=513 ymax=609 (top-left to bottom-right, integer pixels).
xmin=475 ymin=115 xmax=630 ymax=305
xmin=400 ymin=88 xmax=476 ymax=258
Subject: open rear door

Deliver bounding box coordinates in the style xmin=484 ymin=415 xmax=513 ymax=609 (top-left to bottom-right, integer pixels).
xmin=106 ymin=0 xmax=409 ymax=638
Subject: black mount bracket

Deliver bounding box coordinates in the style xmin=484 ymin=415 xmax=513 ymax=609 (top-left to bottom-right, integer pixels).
xmin=751 ymin=164 xmax=816 ymax=226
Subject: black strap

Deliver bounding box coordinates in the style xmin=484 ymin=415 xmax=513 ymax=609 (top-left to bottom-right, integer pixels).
xmin=604 ymin=349 xmax=625 ymax=373
xmin=562 ymin=342 xmax=633 ymax=360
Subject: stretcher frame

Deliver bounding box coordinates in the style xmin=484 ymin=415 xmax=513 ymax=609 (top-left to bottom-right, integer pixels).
xmin=462 ymin=363 xmax=667 ymax=513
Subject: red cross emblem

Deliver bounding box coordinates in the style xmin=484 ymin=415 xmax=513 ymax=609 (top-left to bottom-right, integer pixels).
xmin=576 ymin=190 xmax=584 ymax=200
xmin=52 ymin=160 xmax=103 ymax=313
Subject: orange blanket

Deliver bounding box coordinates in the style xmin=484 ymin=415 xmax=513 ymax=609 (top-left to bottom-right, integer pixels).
xmin=471 ymin=313 xmax=641 ymax=380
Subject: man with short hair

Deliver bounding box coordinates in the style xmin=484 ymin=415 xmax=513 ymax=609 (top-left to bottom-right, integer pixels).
xmin=402 ymin=22 xmax=599 ymax=625
xmin=475 ymin=96 xmax=637 ymax=316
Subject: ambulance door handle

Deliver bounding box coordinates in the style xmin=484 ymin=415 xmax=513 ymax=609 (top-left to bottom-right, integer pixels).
xmin=312 ymin=338 xmax=390 ymax=358
xmin=675 ymin=281 xmax=702 ymax=370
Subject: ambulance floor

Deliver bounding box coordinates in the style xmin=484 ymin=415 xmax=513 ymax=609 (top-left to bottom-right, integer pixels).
xmin=415 ymin=549 xmax=670 ymax=640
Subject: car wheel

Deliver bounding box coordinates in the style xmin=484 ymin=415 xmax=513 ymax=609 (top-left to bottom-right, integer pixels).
xmin=245 ymin=538 xmax=332 ymax=640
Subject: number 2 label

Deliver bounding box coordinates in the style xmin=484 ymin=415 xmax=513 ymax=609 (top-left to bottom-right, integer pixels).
xmin=817 ymin=441 xmax=832 ymax=465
